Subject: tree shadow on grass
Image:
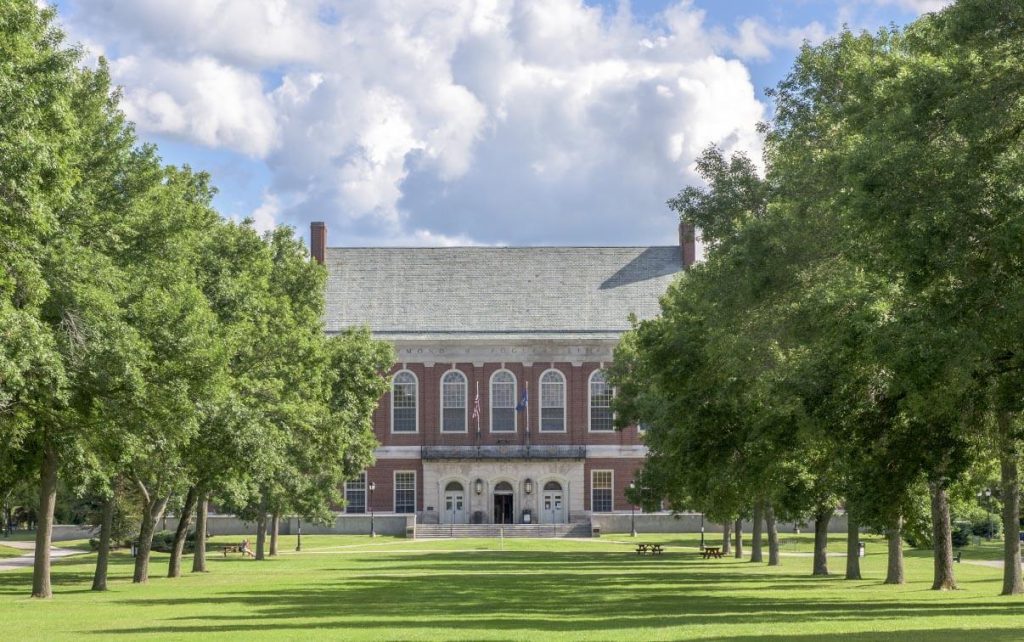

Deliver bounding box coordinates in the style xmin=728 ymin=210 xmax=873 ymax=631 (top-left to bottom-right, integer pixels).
xmin=93 ymin=551 xmax=1024 ymax=638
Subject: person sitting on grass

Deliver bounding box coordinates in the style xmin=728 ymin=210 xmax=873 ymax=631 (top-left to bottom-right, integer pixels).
xmin=240 ymin=538 xmax=256 ymax=558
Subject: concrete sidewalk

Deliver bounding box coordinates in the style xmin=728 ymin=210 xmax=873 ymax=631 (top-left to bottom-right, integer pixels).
xmin=0 ymin=540 xmax=85 ymax=572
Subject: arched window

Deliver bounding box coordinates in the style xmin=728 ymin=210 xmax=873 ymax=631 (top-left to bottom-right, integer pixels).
xmin=445 ymin=481 xmax=464 ymax=492
xmin=539 ymin=369 xmax=566 ymax=432
xmin=391 ymin=371 xmax=418 ymax=433
xmin=441 ymin=370 xmax=467 ymax=432
xmin=589 ymin=370 xmax=613 ymax=432
xmin=490 ymin=370 xmax=516 ymax=432
xmin=543 ymin=480 xmax=562 ymax=492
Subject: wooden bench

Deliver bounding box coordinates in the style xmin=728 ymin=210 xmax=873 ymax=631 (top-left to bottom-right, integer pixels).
xmin=635 ymin=543 xmax=665 ymax=556
xmin=701 ymin=546 xmax=723 ymax=559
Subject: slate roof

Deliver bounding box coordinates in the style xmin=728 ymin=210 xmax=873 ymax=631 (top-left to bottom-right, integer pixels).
xmin=323 ymin=246 xmax=683 ymax=339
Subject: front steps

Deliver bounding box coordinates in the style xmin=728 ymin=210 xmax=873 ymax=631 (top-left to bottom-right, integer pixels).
xmin=415 ymin=522 xmax=592 ymax=539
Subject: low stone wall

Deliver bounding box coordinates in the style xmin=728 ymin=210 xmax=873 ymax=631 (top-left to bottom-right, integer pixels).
xmin=162 ymin=514 xmax=416 ymax=537
xmin=590 ymin=512 xmax=849 ymax=535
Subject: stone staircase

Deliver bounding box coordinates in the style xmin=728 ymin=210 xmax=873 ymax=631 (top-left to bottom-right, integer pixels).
xmin=414 ymin=522 xmax=592 ymax=539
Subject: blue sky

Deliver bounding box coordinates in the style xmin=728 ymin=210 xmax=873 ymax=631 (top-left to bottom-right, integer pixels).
xmin=51 ymin=0 xmax=946 ymax=247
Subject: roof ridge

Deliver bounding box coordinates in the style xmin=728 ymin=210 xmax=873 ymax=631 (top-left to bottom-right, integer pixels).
xmin=326 ymin=245 xmax=678 ymax=250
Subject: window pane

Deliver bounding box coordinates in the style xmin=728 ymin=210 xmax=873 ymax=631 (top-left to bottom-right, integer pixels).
xmin=395 ymin=472 xmax=416 ymax=513
xmin=442 ymin=371 xmax=466 ymax=432
xmin=393 ymin=373 xmax=417 ymax=432
xmin=592 ymin=471 xmax=613 ymax=512
xmin=590 ymin=371 xmax=613 ymax=431
xmin=491 ymin=371 xmax=516 ymax=432
xmin=541 ymin=407 xmax=564 ymax=432
xmin=492 ymin=407 xmax=515 ymax=432
xmin=540 ymin=370 xmax=565 ymax=432
xmin=345 ymin=473 xmax=366 ymax=514
xmin=443 ymin=407 xmax=465 ymax=432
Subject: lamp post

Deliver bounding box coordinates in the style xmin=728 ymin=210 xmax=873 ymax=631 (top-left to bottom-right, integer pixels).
xmin=369 ymin=481 xmax=377 ymax=538
xmin=629 ymin=481 xmax=637 ymax=537
xmin=700 ymin=512 xmax=705 ymax=551
xmin=977 ymin=488 xmax=993 ymax=540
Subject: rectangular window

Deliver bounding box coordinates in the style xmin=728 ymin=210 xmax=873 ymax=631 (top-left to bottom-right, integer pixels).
xmin=592 ymin=470 xmax=613 ymax=513
xmin=395 ymin=472 xmax=416 ymax=514
xmin=344 ymin=472 xmax=366 ymax=514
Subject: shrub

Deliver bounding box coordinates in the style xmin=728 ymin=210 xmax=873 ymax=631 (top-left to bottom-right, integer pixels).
xmin=149 ymin=530 xmax=194 ymax=553
xmin=971 ymin=514 xmax=1001 ymax=539
xmin=951 ymin=520 xmax=973 ymax=548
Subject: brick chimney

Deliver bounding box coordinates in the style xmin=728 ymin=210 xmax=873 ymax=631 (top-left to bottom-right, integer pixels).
xmin=679 ymin=220 xmax=696 ymax=268
xmin=310 ymin=221 xmax=326 ymax=265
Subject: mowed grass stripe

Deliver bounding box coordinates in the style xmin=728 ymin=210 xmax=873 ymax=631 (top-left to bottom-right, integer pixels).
xmin=0 ymin=534 xmax=1021 ymax=641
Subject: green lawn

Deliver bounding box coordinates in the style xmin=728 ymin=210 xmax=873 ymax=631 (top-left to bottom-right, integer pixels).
xmin=1 ymin=533 xmax=1023 ymax=640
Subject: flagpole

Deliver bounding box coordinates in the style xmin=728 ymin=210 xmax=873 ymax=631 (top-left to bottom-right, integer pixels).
xmin=525 ymin=381 xmax=530 ymax=448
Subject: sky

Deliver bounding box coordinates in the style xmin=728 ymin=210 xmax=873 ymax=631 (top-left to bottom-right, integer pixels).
xmin=49 ymin=0 xmax=950 ymax=247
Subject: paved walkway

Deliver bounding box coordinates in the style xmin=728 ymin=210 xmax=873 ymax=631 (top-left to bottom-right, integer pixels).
xmin=0 ymin=540 xmax=84 ymax=572
xmin=963 ymin=559 xmax=1024 ymax=569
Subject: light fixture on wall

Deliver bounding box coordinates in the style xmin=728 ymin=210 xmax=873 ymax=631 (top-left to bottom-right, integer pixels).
xmin=475 ymin=479 xmax=483 ymax=495
xmin=524 ymin=478 xmax=533 ymax=495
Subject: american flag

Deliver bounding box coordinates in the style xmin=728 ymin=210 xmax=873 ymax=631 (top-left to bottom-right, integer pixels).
xmin=471 ymin=383 xmax=481 ymax=424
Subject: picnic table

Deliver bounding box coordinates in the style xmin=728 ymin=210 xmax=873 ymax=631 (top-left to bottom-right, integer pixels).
xmin=701 ymin=546 xmax=723 ymax=559
xmin=635 ymin=543 xmax=665 ymax=556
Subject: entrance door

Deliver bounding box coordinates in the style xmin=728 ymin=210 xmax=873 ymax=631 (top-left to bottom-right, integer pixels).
xmin=443 ymin=481 xmax=466 ymax=524
xmin=493 ymin=481 xmax=514 ymax=524
xmin=541 ymin=481 xmax=565 ymax=524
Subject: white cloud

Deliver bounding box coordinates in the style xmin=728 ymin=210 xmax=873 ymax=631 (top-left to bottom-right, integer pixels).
xmin=110 ymin=55 xmax=277 ymax=157
xmin=873 ymin=0 xmax=953 ymax=14
xmin=64 ymin=0 xmax=771 ymax=246
xmin=248 ymin=193 xmax=280 ymax=235
xmin=719 ymin=18 xmax=828 ymax=62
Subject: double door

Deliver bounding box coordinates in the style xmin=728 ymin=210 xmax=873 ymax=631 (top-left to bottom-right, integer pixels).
xmin=541 ymin=490 xmax=565 ymax=524
xmin=444 ymin=489 xmax=465 ymax=524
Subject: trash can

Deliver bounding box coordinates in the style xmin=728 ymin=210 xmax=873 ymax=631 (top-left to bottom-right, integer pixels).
xmin=522 ymin=510 xmax=532 ymax=524
xmin=592 ymin=526 xmax=601 ymax=538
xmin=131 ymin=542 xmax=138 ymax=558
xmin=858 ymin=542 xmax=865 ymax=558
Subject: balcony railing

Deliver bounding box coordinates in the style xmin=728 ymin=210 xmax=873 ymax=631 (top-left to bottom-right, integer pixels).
xmin=421 ymin=445 xmax=587 ymax=460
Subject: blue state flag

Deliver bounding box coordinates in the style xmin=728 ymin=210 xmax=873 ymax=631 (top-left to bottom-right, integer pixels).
xmin=515 ymin=387 xmax=528 ymax=412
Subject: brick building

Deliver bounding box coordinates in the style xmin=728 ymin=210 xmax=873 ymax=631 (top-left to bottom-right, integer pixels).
xmin=311 ymin=221 xmax=695 ymax=526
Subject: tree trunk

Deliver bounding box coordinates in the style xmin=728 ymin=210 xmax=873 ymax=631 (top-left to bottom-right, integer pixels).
xmin=31 ymin=442 xmax=59 ymax=598
xmin=270 ymin=512 xmax=279 ymax=557
xmin=812 ymin=506 xmax=833 ymax=576
xmin=168 ymin=486 xmax=198 ymax=578
xmin=133 ymin=482 xmax=170 ymax=584
xmin=734 ymin=517 xmax=743 ymax=559
xmin=91 ymin=493 xmax=115 ymax=591
xmin=929 ymin=480 xmax=957 ymax=590
xmin=998 ymin=411 xmax=1023 ymax=595
xmin=750 ymin=501 xmax=764 ymax=563
xmin=255 ymin=512 xmax=267 ymax=560
xmin=721 ymin=521 xmax=731 ymax=555
xmin=192 ymin=491 xmax=208 ymax=573
xmin=765 ymin=502 xmax=780 ymax=566
xmin=885 ymin=516 xmax=905 ymax=585
xmin=845 ymin=512 xmax=861 ymax=580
